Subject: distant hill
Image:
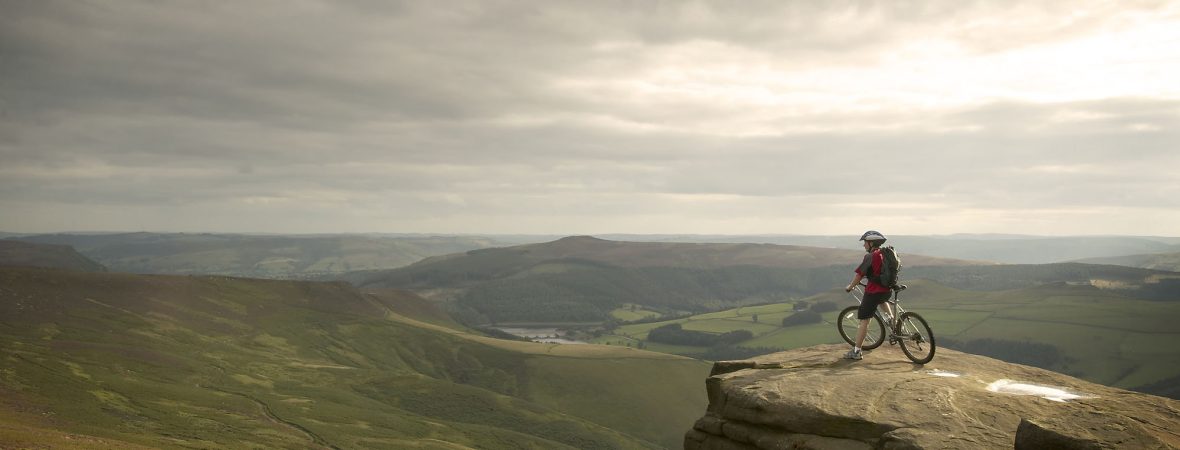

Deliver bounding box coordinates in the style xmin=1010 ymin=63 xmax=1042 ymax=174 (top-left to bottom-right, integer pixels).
xmin=10 ymin=231 xmax=1178 ymax=273
xmin=905 ymin=262 xmax=1180 ymax=300
xmin=0 ymin=266 xmax=709 ymax=448
xmin=1074 ymin=251 xmax=1180 ymax=272
xmin=359 ymin=235 xmax=981 ymax=284
xmin=0 ymin=240 xmax=105 ymax=272
xmin=355 ymin=236 xmax=985 ymax=323
xmin=601 ymin=234 xmax=1180 ymax=264
xmin=11 ymin=232 xmax=507 ymax=279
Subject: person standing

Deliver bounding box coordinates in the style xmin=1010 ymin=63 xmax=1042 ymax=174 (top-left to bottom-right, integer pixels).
xmin=842 ymin=230 xmax=892 ymax=360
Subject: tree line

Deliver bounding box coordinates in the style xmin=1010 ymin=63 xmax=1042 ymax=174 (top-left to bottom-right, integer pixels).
xmin=646 ymin=323 xmax=753 ymax=347
xmin=940 ymin=337 xmax=1065 ymax=370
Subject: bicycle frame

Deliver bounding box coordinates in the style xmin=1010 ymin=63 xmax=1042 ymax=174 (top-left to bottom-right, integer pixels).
xmin=848 ymin=284 xmax=904 ymax=328
xmin=843 ymin=283 xmax=936 ymax=363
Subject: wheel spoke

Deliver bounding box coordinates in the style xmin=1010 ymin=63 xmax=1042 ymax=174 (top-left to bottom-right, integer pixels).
xmin=898 ymin=312 xmax=936 ymax=364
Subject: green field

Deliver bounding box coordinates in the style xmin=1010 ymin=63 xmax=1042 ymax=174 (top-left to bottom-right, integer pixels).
xmin=609 ymin=304 xmax=668 ymax=321
xmin=592 ymin=301 xmax=843 ymax=354
xmin=592 ymin=279 xmax=1180 ymax=393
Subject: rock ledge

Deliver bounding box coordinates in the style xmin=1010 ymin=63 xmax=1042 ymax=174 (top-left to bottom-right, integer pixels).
xmin=685 ymin=344 xmax=1180 ymax=449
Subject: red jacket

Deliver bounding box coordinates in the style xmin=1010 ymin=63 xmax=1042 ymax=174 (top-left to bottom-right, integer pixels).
xmin=856 ymin=249 xmax=890 ymax=294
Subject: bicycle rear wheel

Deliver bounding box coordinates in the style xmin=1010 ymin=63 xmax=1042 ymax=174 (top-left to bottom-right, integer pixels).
xmin=897 ymin=312 xmax=935 ymax=364
xmin=837 ymin=306 xmax=885 ymax=350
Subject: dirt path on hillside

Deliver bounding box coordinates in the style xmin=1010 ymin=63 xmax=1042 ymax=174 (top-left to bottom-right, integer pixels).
xmin=203 ymin=386 xmax=337 ymax=449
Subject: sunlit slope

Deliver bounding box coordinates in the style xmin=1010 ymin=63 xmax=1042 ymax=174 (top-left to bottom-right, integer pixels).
xmin=0 ymin=267 xmax=709 ymax=449
xmin=599 ymin=279 xmax=1180 ymax=396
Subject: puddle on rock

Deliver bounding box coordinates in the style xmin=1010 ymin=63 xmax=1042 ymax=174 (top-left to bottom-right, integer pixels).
xmin=986 ymin=379 xmax=1094 ymax=402
xmin=927 ymin=369 xmax=961 ymax=378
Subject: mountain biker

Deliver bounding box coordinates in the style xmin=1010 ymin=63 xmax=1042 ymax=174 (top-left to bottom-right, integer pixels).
xmin=842 ymin=230 xmax=892 ymax=360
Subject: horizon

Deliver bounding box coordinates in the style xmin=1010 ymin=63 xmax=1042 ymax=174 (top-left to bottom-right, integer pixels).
xmin=3 ymin=2 xmax=1179 ymax=236
xmin=4 ymin=229 xmax=1179 ymax=240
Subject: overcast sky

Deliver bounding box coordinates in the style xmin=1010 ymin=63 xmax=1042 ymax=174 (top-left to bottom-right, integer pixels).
xmin=2 ymin=1 xmax=1179 ymax=236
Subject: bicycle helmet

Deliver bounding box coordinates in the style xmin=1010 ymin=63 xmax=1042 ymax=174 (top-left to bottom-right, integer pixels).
xmin=859 ymin=230 xmax=887 ymax=242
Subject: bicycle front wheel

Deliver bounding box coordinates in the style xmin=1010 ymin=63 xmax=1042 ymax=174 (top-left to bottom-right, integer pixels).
xmin=897 ymin=311 xmax=936 ymax=364
xmin=837 ymin=306 xmax=885 ymax=350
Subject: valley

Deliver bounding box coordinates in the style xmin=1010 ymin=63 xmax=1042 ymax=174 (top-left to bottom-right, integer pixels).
xmin=3 ymin=233 xmax=1180 ymax=448
xmin=590 ymin=279 xmax=1180 ymax=393
xmin=352 ymin=236 xmax=1180 ymax=399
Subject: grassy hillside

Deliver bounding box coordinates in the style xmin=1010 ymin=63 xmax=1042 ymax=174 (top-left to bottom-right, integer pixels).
xmin=602 ymin=234 xmax=1180 ymax=264
xmin=898 ymin=235 xmax=1179 ymax=264
xmin=1076 ymin=252 xmax=1180 ymax=272
xmin=0 ymin=267 xmax=710 ymax=449
xmin=357 ymin=236 xmax=983 ymax=323
xmin=0 ymin=240 xmax=106 ymax=272
xmin=372 ymin=235 xmax=977 ymax=277
xmin=357 ymin=236 xmax=1178 ymax=325
xmin=592 ymin=279 xmax=1180 ymax=397
xmin=907 ymin=262 xmax=1180 ymax=300
xmin=12 ymin=233 xmax=506 ymax=279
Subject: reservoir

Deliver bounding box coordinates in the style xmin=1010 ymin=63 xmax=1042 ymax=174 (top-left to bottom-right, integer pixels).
xmin=494 ymin=327 xmax=587 ymax=344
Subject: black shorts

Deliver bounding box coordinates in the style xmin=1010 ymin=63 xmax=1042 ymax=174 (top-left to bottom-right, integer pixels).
xmin=858 ymin=291 xmax=890 ymax=320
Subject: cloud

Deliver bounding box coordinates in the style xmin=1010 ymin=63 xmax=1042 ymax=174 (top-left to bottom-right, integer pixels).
xmin=2 ymin=1 xmax=1179 ymax=235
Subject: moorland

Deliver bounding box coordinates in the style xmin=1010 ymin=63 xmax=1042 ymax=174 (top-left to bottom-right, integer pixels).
xmin=7 ymin=232 xmax=511 ymax=279
xmin=351 ymin=235 xmax=1180 ymax=398
xmin=0 ymin=264 xmax=707 ymax=448
xmin=3 ymin=232 xmax=1180 ymax=447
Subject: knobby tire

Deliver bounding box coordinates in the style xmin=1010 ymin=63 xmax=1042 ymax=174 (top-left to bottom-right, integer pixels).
xmin=837 ymin=306 xmax=885 ymax=350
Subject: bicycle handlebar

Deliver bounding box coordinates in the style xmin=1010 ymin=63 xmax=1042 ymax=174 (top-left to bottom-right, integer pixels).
xmin=847 ymin=283 xmax=909 ymax=303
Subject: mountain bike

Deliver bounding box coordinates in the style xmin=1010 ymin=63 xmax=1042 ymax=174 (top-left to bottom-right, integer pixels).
xmin=837 ymin=284 xmax=936 ymax=364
